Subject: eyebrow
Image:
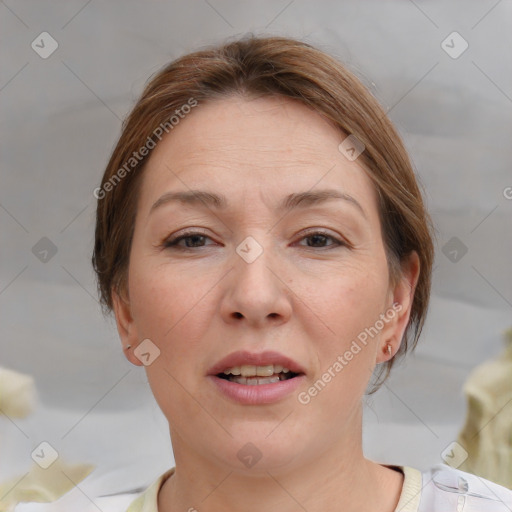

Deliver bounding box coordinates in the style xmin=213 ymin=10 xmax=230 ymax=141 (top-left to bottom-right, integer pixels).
xmin=149 ymin=189 xmax=366 ymax=218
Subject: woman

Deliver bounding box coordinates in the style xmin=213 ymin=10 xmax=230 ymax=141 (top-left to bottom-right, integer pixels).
xmin=90 ymin=35 xmax=512 ymax=511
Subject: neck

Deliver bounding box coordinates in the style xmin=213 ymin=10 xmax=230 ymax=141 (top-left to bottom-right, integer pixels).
xmin=158 ymin=412 xmax=403 ymax=512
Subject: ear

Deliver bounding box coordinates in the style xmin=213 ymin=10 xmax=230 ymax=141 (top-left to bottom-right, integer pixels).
xmin=112 ymin=288 xmax=144 ymax=367
xmin=376 ymin=251 xmax=421 ymax=364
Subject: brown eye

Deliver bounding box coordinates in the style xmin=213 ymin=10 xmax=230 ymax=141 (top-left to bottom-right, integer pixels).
xmin=297 ymin=231 xmax=345 ymax=249
xmin=163 ymin=230 xmax=347 ymax=251
xmin=164 ymin=232 xmax=215 ymax=250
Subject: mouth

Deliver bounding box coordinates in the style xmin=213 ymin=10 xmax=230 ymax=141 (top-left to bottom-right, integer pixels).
xmin=216 ymin=364 xmax=301 ymax=385
xmin=208 ymin=350 xmax=306 ymax=404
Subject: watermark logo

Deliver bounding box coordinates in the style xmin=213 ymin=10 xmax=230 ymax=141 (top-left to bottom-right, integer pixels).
xmin=297 ymin=303 xmax=402 ymax=405
xmin=338 ymin=134 xmax=365 ymax=161
xmin=237 ymin=442 xmax=263 ymax=468
xmin=31 ymin=32 xmax=58 ymax=59
xmin=134 ymin=338 xmax=161 ymax=366
xmin=94 ymin=98 xmax=198 ymax=200
xmin=31 ymin=441 xmax=59 ymax=469
xmin=441 ymin=441 xmax=468 ymax=468
xmin=236 ymin=236 xmax=264 ymax=264
xmin=441 ymin=32 xmax=469 ymax=59
xmin=32 ymin=237 xmax=58 ymax=263
xmin=442 ymin=236 xmax=468 ymax=263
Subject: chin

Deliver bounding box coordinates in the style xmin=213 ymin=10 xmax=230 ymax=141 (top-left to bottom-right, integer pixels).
xmin=208 ymin=431 xmax=306 ymax=473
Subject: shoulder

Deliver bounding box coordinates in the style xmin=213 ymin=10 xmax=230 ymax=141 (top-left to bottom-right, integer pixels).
xmin=416 ymin=463 xmax=512 ymax=512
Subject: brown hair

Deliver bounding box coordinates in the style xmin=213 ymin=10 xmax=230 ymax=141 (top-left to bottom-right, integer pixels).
xmin=92 ymin=34 xmax=434 ymax=393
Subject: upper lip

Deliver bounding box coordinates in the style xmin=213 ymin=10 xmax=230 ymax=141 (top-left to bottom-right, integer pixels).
xmin=208 ymin=350 xmax=306 ymax=376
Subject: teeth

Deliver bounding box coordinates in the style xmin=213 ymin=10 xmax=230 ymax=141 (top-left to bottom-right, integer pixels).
xmin=256 ymin=365 xmax=274 ymax=376
xmin=226 ymin=366 xmax=241 ymax=375
xmin=241 ymin=365 xmax=256 ymax=377
xmin=223 ymin=364 xmax=289 ymax=376
xmin=228 ymin=375 xmax=281 ymax=385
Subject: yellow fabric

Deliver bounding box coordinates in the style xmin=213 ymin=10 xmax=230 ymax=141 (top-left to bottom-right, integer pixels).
xmin=393 ymin=466 xmax=422 ymax=512
xmin=0 ymin=367 xmax=36 ymax=419
xmin=456 ymin=327 xmax=512 ymax=488
xmin=0 ymin=460 xmax=95 ymax=512
xmin=126 ymin=465 xmax=423 ymax=512
xmin=0 ymin=367 xmax=94 ymax=511
xmin=126 ymin=468 xmax=174 ymax=512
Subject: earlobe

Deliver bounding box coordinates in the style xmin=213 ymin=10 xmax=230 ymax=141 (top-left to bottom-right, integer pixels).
xmin=112 ymin=289 xmax=143 ymax=367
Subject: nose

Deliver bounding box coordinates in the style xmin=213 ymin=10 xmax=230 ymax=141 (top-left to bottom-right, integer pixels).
xmin=220 ymin=239 xmax=292 ymax=328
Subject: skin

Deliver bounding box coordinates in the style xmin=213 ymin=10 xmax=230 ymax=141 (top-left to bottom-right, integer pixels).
xmin=113 ymin=94 xmax=420 ymax=512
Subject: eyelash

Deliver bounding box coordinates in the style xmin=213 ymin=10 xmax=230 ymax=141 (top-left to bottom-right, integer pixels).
xmin=162 ymin=230 xmax=347 ymax=251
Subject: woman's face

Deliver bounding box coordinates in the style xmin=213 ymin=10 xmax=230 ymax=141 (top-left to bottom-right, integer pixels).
xmin=113 ymin=95 xmax=417 ymax=471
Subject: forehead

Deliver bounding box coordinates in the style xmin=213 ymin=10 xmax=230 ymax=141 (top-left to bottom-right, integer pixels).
xmin=137 ymin=95 xmax=378 ymax=216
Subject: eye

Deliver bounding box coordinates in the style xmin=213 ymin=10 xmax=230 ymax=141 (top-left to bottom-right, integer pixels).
xmin=296 ymin=230 xmax=345 ymax=249
xmin=162 ymin=229 xmax=346 ymax=251
xmin=163 ymin=231 xmax=214 ymax=250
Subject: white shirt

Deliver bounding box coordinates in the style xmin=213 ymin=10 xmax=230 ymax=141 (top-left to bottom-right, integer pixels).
xmin=13 ymin=463 xmax=512 ymax=511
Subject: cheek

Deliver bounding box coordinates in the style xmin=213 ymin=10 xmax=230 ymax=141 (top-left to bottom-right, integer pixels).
xmin=128 ymin=263 xmax=211 ymax=416
xmin=311 ymin=261 xmax=389 ymax=392
xmin=129 ymin=256 xmax=210 ymax=340
xmin=321 ymin=261 xmax=389 ymax=336
xmin=127 ymin=256 xmax=220 ymax=398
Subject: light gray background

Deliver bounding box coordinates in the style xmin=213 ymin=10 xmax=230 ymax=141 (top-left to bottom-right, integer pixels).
xmin=1 ymin=0 xmax=511 ymax=497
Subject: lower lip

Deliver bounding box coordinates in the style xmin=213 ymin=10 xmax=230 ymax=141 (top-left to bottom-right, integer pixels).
xmin=208 ymin=374 xmax=306 ymax=405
